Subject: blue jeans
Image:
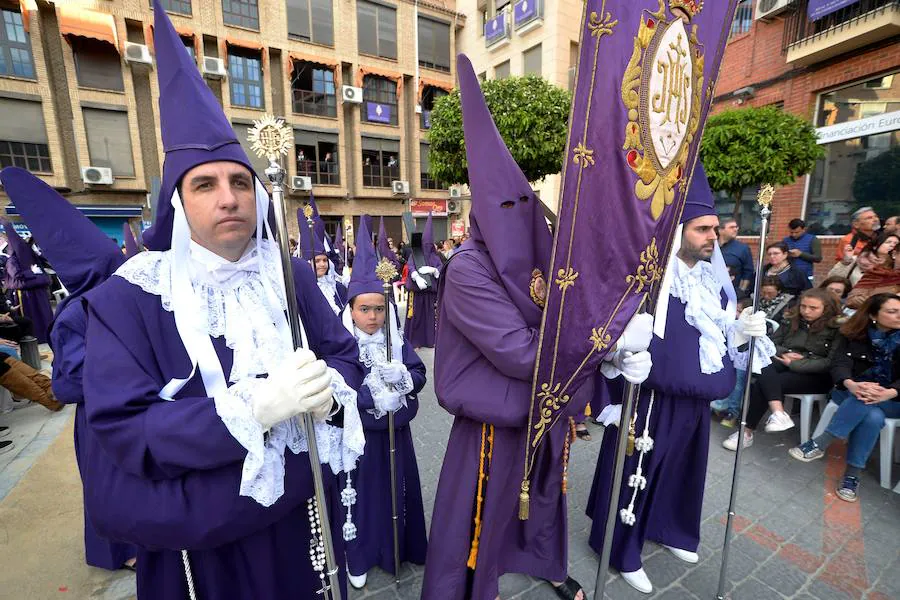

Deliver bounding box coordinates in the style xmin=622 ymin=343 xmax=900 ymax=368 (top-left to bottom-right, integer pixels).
xmin=827 ymin=389 xmax=900 ymax=468
xmin=717 ymin=368 xmax=747 ymax=416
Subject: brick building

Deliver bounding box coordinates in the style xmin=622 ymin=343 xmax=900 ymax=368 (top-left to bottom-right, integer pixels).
xmin=712 ymin=0 xmax=900 ymax=281
xmin=0 ymin=0 xmax=464 ymax=247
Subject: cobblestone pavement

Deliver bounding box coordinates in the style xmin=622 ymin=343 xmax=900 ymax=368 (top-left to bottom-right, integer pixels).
xmin=1 ymin=348 xmax=898 ymax=599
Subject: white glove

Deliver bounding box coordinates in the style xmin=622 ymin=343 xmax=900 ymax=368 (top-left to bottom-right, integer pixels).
xmin=611 ymin=350 xmax=653 ymax=384
xmin=377 ymin=360 xmax=408 ymax=385
xmin=616 ymin=313 xmax=654 ymax=353
xmin=738 ymin=307 xmax=767 ymax=338
xmin=411 ymin=271 xmax=428 ymax=290
xmin=596 ymin=404 xmax=622 ymax=427
xmin=419 ymin=266 xmax=440 ymax=278
xmin=251 ymin=348 xmax=334 ymax=430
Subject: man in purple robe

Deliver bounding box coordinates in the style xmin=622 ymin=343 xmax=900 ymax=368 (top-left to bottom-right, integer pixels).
xmin=404 ymin=213 xmax=441 ymax=349
xmin=339 ymin=216 xmax=428 ymax=588
xmin=585 ymin=166 xmax=773 ymax=594
xmin=2 ymin=221 xmax=52 ymax=343
xmin=421 ymin=55 xmax=653 ymax=600
xmin=0 ymin=166 xmax=139 ymax=571
xmin=77 ymin=3 xmax=365 ymax=598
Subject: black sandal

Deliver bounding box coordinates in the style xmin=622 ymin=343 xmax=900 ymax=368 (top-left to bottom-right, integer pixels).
xmin=575 ymin=426 xmax=592 ymax=442
xmin=550 ymin=576 xmax=585 ymax=600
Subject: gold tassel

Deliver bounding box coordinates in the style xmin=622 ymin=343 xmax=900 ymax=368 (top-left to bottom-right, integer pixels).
xmin=518 ymin=480 xmax=530 ymax=521
xmin=407 ymin=291 xmax=414 ymax=318
xmin=467 ymin=424 xmax=493 ymax=569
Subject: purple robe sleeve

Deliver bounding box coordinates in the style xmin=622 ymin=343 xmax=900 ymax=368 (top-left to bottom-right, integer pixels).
xmin=83 ymin=291 xmax=247 ymax=480
xmin=442 ymin=253 xmax=538 ymax=382
xmin=50 ymin=303 xmax=87 ymax=405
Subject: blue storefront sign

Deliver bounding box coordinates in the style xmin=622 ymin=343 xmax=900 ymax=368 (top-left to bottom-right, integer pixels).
xmin=514 ymin=0 xmax=541 ymax=28
xmin=366 ymin=102 xmax=392 ymax=124
xmin=484 ymin=12 xmax=508 ymax=45
xmin=808 ymin=0 xmax=860 ymax=20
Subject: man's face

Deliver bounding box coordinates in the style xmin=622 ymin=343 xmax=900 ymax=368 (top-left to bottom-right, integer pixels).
xmin=181 ymin=161 xmax=256 ymax=261
xmin=789 ymin=226 xmax=806 ymax=240
xmin=314 ymin=255 xmax=329 ymax=277
xmin=885 ymin=216 xmax=899 ymax=233
xmin=854 ymin=210 xmax=879 ymax=233
xmin=719 ymin=221 xmax=739 ymax=242
xmin=351 ymin=293 xmax=386 ymax=335
xmin=681 ymin=216 xmax=719 ymax=262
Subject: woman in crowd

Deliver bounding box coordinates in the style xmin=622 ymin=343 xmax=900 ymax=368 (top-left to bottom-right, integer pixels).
xmin=846 ymin=232 xmax=899 ymax=310
xmin=790 ymin=293 xmax=900 ymax=502
xmin=724 ymin=289 xmax=841 ymax=450
xmin=820 ymin=276 xmax=852 ymax=307
xmin=758 ymin=276 xmax=795 ymax=325
xmin=763 ymin=242 xmax=811 ymax=296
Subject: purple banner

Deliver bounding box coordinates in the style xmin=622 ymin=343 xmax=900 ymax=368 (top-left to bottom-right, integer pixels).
xmin=366 ymin=102 xmax=391 ymax=124
xmin=522 ymin=0 xmax=739 ymax=490
xmin=808 ymin=0 xmax=860 ymax=20
xmin=484 ymin=13 xmax=508 ymax=44
xmin=514 ymin=0 xmax=540 ymax=27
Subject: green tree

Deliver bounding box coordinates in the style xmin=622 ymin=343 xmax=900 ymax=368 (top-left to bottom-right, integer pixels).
xmin=700 ymin=106 xmax=824 ymax=221
xmin=853 ymin=145 xmax=900 ymax=218
xmin=428 ymin=75 xmax=572 ymax=185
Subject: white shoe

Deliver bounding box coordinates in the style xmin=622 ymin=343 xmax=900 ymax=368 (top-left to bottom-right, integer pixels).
xmin=764 ymin=411 xmax=795 ymax=433
xmin=722 ymin=429 xmax=754 ymax=451
xmin=347 ymin=571 xmax=367 ymax=589
xmin=663 ymin=544 xmax=699 ymax=564
xmin=621 ymin=568 xmax=653 ymax=594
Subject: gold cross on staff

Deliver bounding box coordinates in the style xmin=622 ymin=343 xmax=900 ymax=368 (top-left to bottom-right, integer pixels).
xmin=376 ymin=257 xmax=398 ymax=284
xmin=248 ymin=114 xmax=292 ymax=162
xmin=756 ymin=183 xmax=775 ymax=208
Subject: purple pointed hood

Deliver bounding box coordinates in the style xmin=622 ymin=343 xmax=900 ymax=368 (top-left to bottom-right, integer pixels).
xmin=347 ymin=216 xmax=382 ymax=300
xmin=377 ymin=216 xmax=401 ymax=268
xmin=458 ymin=54 xmax=552 ymax=326
xmin=298 ymin=211 xmax=326 ymax=259
xmin=681 ymin=163 xmax=716 ymax=224
xmin=421 ymin=212 xmax=442 ymax=269
xmin=123 ymin=222 xmax=140 ymax=257
xmin=142 ymin=0 xmax=254 ymax=251
xmin=0 ymin=167 xmax=124 ymax=313
xmin=2 ymin=219 xmax=37 ymax=274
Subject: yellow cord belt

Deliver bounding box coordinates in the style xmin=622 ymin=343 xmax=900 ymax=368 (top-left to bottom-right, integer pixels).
xmin=467 ymin=423 xmax=494 ymax=569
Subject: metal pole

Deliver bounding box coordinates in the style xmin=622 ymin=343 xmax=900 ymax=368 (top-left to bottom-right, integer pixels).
xmin=377 ymin=259 xmax=402 ymax=585
xmin=594 ymin=381 xmax=641 ymax=598
xmin=715 ymin=199 xmax=772 ymax=600
xmin=266 ymin=162 xmax=343 ymax=600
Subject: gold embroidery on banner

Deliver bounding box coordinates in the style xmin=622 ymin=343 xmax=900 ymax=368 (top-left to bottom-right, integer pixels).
xmin=529 ymin=269 xmax=548 ymax=308
xmin=626 ymin=238 xmax=662 ymax=294
xmin=589 ymin=326 xmax=612 ymax=352
xmin=532 ymin=382 xmax=572 ymax=449
xmin=572 ymin=143 xmax=595 ymax=167
xmin=588 ymin=10 xmax=618 ymax=39
xmin=555 ymin=267 xmax=579 ymax=292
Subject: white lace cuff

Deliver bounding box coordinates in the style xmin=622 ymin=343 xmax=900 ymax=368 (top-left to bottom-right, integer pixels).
xmin=363 ymin=362 xmax=414 ymax=420
xmin=727 ymin=324 xmax=776 ymax=375
xmin=307 ymin=367 xmax=364 ymax=475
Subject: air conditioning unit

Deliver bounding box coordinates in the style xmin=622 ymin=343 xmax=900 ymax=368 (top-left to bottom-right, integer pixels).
xmin=81 ymin=166 xmax=113 ymax=185
xmin=292 ymin=176 xmax=312 ymax=191
xmin=202 ymin=56 xmax=227 ymax=79
xmin=449 ymin=186 xmax=462 ymax=199
xmin=755 ymin=0 xmax=792 ymax=20
xmin=391 ymin=180 xmax=410 ymax=195
xmin=447 ymin=199 xmax=461 ymax=214
xmin=342 ymin=85 xmax=363 ymax=104
xmin=124 ymin=42 xmax=152 ymax=66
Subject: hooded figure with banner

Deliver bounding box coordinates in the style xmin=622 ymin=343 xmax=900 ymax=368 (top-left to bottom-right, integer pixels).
xmin=339 ymin=216 xmax=428 ymax=588
xmin=377 ymin=217 xmax=402 ymax=272
xmin=585 ymin=166 xmax=774 ymax=594
xmin=299 ymin=207 xmax=349 ymax=315
xmin=2 ymin=220 xmax=52 ymax=343
xmin=404 ymin=212 xmax=441 ymax=349
xmin=421 ymin=55 xmax=652 ymax=600
xmin=0 ymin=166 xmax=137 ymax=571
xmin=78 ymin=2 xmax=365 ymax=597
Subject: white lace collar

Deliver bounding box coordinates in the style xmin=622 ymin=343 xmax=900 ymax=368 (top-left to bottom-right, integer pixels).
xmin=670 ymin=257 xmax=732 ymax=374
xmin=317 ymin=262 xmax=341 ymax=315
xmin=187 ymin=240 xmax=258 ymax=288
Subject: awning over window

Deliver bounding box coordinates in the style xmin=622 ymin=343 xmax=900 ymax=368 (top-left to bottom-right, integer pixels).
xmin=143 ymin=24 xmax=198 ymax=54
xmin=417 ymin=77 xmax=453 ymax=100
xmin=58 ymin=6 xmax=120 ymax=52
xmin=5 ymin=204 xmax=143 ymax=218
xmin=357 ymin=67 xmax=404 ymax=95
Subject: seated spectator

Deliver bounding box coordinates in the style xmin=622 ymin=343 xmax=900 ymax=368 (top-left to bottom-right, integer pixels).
xmin=758 ymin=276 xmax=794 ymax=325
xmin=884 ymin=215 xmax=899 ymax=234
xmin=835 ymin=207 xmax=880 ymax=265
xmin=819 ymin=276 xmax=854 ymax=318
xmin=846 ymin=232 xmax=899 ymax=310
xmin=790 ymin=293 xmax=900 ymax=502
xmin=724 ymin=289 xmax=841 ymax=450
xmin=783 ymin=218 xmax=822 ymax=283
xmin=763 ymin=242 xmax=811 ymax=296
xmin=0 ymin=354 xmax=63 ymax=412
xmin=0 ymin=292 xmax=33 ymax=343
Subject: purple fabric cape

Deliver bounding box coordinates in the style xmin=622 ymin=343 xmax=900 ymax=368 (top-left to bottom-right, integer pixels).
xmin=2 ymin=219 xmax=53 ymax=342
xmin=523 ymin=0 xmax=738 ymax=506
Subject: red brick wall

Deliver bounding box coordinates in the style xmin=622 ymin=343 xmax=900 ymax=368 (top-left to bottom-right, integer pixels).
xmin=709 ymin=16 xmax=900 ymax=244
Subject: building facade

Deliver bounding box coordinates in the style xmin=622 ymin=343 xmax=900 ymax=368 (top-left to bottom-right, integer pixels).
xmin=712 ymin=0 xmax=900 ymax=280
xmin=455 ymin=0 xmax=581 ymax=214
xmin=0 ymin=0 xmax=464 ymax=247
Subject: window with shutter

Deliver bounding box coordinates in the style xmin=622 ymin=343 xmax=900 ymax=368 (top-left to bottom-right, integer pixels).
xmin=357 ymin=1 xmax=396 ymax=60
xmin=73 ymin=37 xmax=124 ymax=91
xmin=523 ymin=43 xmax=541 ymax=76
xmin=0 ymin=98 xmax=51 ymax=172
xmin=417 ymin=17 xmax=450 ymax=72
xmin=83 ymin=108 xmax=134 ymax=176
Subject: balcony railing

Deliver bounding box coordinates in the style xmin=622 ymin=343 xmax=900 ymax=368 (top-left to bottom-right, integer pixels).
xmin=783 ymin=0 xmax=900 ymax=63
xmin=484 ymin=7 xmax=511 ymax=48
xmin=362 ymin=164 xmax=399 ymax=188
xmin=292 ymin=89 xmax=337 ymax=118
xmin=297 ymin=159 xmax=339 ymax=186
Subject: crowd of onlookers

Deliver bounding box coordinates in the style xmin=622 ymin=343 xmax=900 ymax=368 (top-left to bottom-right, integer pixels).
xmin=713 ymin=207 xmax=900 ymax=503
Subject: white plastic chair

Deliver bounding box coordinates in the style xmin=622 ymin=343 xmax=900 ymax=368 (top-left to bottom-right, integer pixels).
xmin=784 ymin=393 xmax=829 ymax=443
